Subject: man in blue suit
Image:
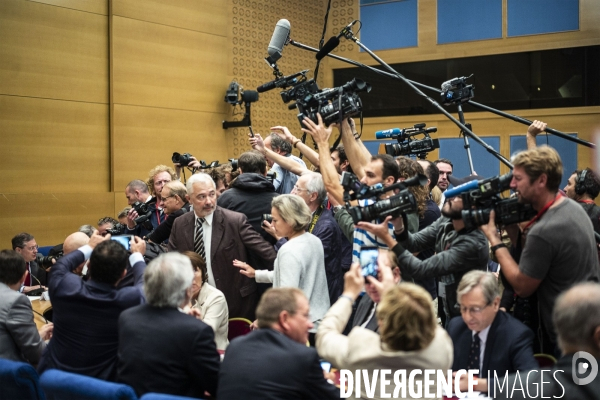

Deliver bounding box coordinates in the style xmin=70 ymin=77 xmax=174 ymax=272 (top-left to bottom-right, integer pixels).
xmin=448 ymin=270 xmax=538 ymax=393
xmin=38 ymin=232 xmax=147 ymax=381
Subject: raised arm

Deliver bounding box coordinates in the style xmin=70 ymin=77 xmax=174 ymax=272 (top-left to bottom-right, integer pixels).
xmin=271 ymin=125 xmax=321 ymax=167
xmin=526 ymin=120 xmax=547 ymax=150
xmin=301 ymin=115 xmax=344 ymax=205
xmin=249 ymin=133 xmax=310 ymax=177
xmin=339 ymin=118 xmax=371 ymax=180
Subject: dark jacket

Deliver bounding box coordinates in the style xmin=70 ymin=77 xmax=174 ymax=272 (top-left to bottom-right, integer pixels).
xmin=217 ymin=173 xmax=279 ymax=245
xmin=118 ymin=304 xmax=220 ymax=398
xmin=147 ymin=203 xmax=191 ymax=244
xmin=275 ymin=208 xmax=352 ymax=304
xmin=217 ymin=329 xmax=338 ymax=400
xmin=126 ymin=197 xmax=166 ymax=238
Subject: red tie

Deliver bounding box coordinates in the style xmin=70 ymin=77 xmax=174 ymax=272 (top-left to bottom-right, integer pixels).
xmin=24 ymin=262 xmax=31 ymax=286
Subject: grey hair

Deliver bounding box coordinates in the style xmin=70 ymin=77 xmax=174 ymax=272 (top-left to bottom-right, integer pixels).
xmin=269 ymin=133 xmax=292 ymax=154
xmin=304 ymin=172 xmax=326 ymax=205
xmin=78 ymin=225 xmax=96 ymax=238
xmin=186 ymin=173 xmax=215 ymax=195
xmin=271 ymin=194 xmax=311 ymax=232
xmin=553 ymin=282 xmax=600 ymax=351
xmin=456 ymin=270 xmax=499 ymax=305
xmin=126 ymin=179 xmax=149 ymax=194
xmin=144 ymin=253 xmax=194 ymax=308
xmin=163 ymin=181 xmax=187 ymax=201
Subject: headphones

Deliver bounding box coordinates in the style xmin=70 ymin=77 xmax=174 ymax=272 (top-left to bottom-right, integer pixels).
xmin=575 ymin=169 xmax=588 ymax=196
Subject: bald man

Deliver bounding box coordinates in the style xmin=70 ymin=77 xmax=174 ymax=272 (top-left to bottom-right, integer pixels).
xmin=62 ymin=232 xmax=91 ymax=276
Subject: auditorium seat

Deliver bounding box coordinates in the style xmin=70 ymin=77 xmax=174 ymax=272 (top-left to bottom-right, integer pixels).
xmin=40 ymin=369 xmax=137 ymax=400
xmin=140 ymin=393 xmax=201 ymax=400
xmin=0 ymin=358 xmax=45 ymax=400
xmin=227 ymin=317 xmax=252 ymax=341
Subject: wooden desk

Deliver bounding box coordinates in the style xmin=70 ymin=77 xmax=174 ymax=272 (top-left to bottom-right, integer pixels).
xmin=31 ymin=298 xmax=52 ymax=329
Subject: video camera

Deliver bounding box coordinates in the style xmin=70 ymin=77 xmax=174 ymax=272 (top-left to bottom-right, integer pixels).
xmin=132 ymin=200 xmax=155 ymax=230
xmin=273 ymin=69 xmax=371 ymax=127
xmin=445 ymin=172 xmax=536 ymax=229
xmin=378 ymin=123 xmax=440 ymax=159
xmin=441 ymin=76 xmax=475 ymax=106
xmin=106 ymin=223 xmax=127 ymax=236
xmin=340 ymin=172 xmax=428 ymax=224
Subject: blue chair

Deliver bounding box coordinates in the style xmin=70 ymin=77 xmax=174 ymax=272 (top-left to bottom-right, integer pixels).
xmin=39 ymin=369 xmax=137 ymax=400
xmin=0 ymin=358 xmax=45 ymax=400
xmin=37 ymin=246 xmax=54 ymax=256
xmin=140 ymin=393 xmax=201 ymax=400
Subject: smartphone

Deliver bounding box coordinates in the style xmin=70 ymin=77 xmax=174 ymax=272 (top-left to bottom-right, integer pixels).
xmin=111 ymin=235 xmax=133 ymax=251
xmin=248 ymin=126 xmax=255 ymax=137
xmin=359 ymin=246 xmax=379 ymax=281
xmin=320 ymin=360 xmax=332 ymax=373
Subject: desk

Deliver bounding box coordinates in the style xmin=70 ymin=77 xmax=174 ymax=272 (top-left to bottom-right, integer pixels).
xmin=30 ymin=298 xmax=52 ymax=329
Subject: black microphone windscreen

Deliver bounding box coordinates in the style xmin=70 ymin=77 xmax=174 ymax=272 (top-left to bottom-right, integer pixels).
xmin=267 ymin=19 xmax=290 ymax=60
xmin=256 ymin=81 xmax=276 ymax=93
xmin=241 ymin=90 xmax=259 ymax=103
xmin=315 ymin=36 xmax=340 ymax=60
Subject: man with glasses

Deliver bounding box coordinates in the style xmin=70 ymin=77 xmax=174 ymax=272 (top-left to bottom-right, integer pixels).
xmin=168 ymin=173 xmax=276 ymax=320
xmin=448 ymin=270 xmax=537 ymax=394
xmin=147 ymin=181 xmax=191 ymax=244
xmin=11 ymin=233 xmax=46 ymax=293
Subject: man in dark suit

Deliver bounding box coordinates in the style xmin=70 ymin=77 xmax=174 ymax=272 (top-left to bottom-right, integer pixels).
xmin=12 ymin=232 xmax=47 ymax=292
xmin=217 ymin=287 xmax=338 ymax=400
xmin=448 ymin=270 xmax=538 ymax=393
xmin=37 ymin=232 xmax=147 ymax=381
xmin=169 ymin=173 xmax=276 ymax=320
xmin=0 ymin=250 xmax=53 ymax=364
xmin=118 ymin=252 xmax=220 ymax=398
xmin=494 ymin=282 xmax=600 ymax=399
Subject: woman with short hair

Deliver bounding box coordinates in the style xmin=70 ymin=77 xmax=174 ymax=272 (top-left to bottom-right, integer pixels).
xmin=234 ymin=195 xmax=330 ymax=329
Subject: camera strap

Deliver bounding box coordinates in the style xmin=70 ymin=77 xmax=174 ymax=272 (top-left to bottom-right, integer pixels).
xmin=308 ymin=205 xmax=324 ymax=233
xmin=522 ymin=194 xmax=561 ymax=235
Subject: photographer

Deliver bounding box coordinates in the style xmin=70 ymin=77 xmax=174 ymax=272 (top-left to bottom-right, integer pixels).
xmin=479 ymin=146 xmax=600 ymax=356
xmin=147 ymin=181 xmax=191 ymax=244
xmin=355 ymin=190 xmax=489 ymax=324
xmin=264 ymin=133 xmax=306 ymax=194
xmin=124 ymin=180 xmax=159 ymax=238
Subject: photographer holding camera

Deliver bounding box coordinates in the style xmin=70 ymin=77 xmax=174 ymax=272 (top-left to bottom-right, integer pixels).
xmin=147 ymin=181 xmax=191 ymax=245
xmin=479 ymin=146 xmax=600 ymax=356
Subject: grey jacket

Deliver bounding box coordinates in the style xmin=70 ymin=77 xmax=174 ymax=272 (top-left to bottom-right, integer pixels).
xmin=0 ymin=283 xmax=46 ymax=364
xmin=392 ymin=216 xmax=489 ymax=319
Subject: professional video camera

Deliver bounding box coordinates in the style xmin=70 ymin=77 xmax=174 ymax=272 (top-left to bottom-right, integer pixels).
xmin=260 ymin=68 xmax=371 ymax=127
xmin=441 ymin=76 xmax=475 ymax=106
xmin=340 ymin=171 xmax=427 ymax=223
xmin=132 ymin=200 xmax=155 ymax=230
xmin=377 ymin=123 xmax=440 ymax=159
xmin=444 ymin=172 xmax=536 ymax=229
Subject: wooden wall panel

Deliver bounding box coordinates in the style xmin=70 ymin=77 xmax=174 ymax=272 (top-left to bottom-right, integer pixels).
xmin=0 ymin=95 xmax=110 ymax=193
xmin=112 ymin=103 xmax=229 ymax=191
xmin=112 ymin=0 xmax=226 ymax=34
xmin=0 ymin=193 xmax=115 ymax=247
xmin=27 ymin=0 xmax=107 ymax=15
xmin=0 ymin=0 xmax=108 ymax=103
xmin=112 ymin=16 xmax=228 ymax=112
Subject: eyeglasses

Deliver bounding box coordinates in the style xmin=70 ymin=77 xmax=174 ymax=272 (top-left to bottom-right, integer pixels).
xmin=20 ymin=245 xmax=38 ymax=252
xmin=162 ymin=195 xmax=176 ymax=201
xmin=292 ymin=186 xmax=310 ymax=193
xmin=459 ymin=303 xmax=491 ymax=315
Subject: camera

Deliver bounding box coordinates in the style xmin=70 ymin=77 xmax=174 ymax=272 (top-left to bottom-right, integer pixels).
xmin=266 ymin=170 xmax=276 ymax=184
xmin=340 ymin=172 xmax=427 ymax=224
xmin=279 ymin=71 xmax=371 ymax=127
xmin=106 ymin=223 xmax=126 ymax=236
xmin=262 ymin=214 xmax=273 ymax=224
xmin=456 ymin=172 xmax=537 ymax=229
xmin=36 ymin=254 xmax=60 ymax=270
xmin=132 ymin=200 xmax=154 ymax=229
xmin=172 ymin=152 xmax=194 ymax=167
xmin=382 ymin=124 xmax=440 ymax=159
xmin=441 ymin=76 xmax=475 ymax=106
xmin=228 ymin=158 xmax=238 ymax=171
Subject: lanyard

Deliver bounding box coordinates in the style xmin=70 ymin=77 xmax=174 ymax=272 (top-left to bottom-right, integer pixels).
xmin=308 ymin=205 xmax=324 ymax=233
xmin=523 ymin=194 xmax=560 ymax=234
xmin=578 ymin=199 xmax=595 ymax=204
xmin=155 ymin=208 xmax=165 ymax=225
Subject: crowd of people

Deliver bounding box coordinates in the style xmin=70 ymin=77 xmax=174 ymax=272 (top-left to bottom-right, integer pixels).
xmin=2 ymin=116 xmax=600 ymax=399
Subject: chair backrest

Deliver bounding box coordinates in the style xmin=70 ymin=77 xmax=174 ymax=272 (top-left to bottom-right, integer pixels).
xmin=37 ymin=246 xmax=54 ymax=256
xmin=0 ymin=358 xmax=46 ymax=400
xmin=42 ymin=307 xmax=53 ymax=323
xmin=40 ymin=369 xmax=137 ymax=400
xmin=534 ymin=353 xmax=558 ymax=368
xmin=140 ymin=393 xmax=200 ymax=400
xmin=227 ymin=317 xmax=252 ymax=341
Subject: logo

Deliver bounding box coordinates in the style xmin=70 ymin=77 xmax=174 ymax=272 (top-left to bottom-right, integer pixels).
xmin=572 ymin=351 xmax=598 ymax=385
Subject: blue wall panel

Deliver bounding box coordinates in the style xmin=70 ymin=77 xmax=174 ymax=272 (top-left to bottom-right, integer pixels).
xmin=360 ymin=0 xmax=418 ymax=51
xmin=507 ymin=0 xmax=579 ymax=37
xmin=439 ymin=137 xmax=501 ymax=186
xmin=437 ymin=0 xmax=502 ymax=44
xmin=510 ymin=135 xmax=578 ymax=190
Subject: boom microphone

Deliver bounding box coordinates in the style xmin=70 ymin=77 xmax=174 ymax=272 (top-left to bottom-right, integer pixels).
xmin=257 ymin=70 xmax=308 ymax=93
xmin=315 ymin=20 xmax=358 ymax=60
xmin=375 ymin=127 xmax=438 ymax=140
xmin=267 ymin=19 xmax=290 ymax=63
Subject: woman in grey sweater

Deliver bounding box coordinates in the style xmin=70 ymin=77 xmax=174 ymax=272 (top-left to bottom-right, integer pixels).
xmin=234 ymin=195 xmax=330 ymax=328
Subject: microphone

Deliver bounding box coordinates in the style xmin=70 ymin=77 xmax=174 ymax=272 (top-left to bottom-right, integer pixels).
xmin=257 ymin=70 xmax=308 ymax=93
xmin=444 ymin=180 xmax=479 ymax=199
xmin=375 ymin=127 xmax=437 ymax=140
xmin=267 ymin=19 xmax=290 ymax=63
xmin=315 ymin=20 xmax=357 ymax=60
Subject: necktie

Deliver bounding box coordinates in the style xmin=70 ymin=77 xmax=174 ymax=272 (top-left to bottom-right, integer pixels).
xmin=24 ymin=262 xmax=31 ymax=286
xmin=468 ymin=332 xmax=480 ymax=371
xmin=194 ymin=218 xmax=206 ymax=261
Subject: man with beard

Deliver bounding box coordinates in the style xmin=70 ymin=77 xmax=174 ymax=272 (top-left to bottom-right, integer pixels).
xmin=356 ymin=193 xmax=489 ymax=324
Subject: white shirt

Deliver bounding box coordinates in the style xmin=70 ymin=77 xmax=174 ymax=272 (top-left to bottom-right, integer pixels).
xmin=472 ymin=324 xmax=491 ymax=373
xmin=194 ymin=212 xmax=215 ymax=287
